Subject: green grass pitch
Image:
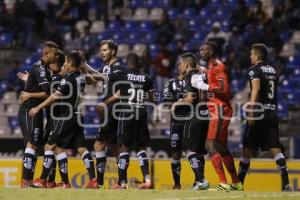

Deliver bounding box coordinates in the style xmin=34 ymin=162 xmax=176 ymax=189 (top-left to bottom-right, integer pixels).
xmin=0 ymin=189 xmax=300 ymax=200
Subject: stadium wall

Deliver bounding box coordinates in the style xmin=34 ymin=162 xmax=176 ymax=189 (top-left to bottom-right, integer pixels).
xmin=1 ymin=158 xmax=300 ymax=191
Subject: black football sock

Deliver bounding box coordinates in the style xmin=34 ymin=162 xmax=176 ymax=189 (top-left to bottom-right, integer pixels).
xmin=40 ymin=151 xmax=55 ymax=180
xmin=82 ymin=150 xmax=96 ymax=180
xmin=22 ymin=147 xmax=36 ymax=181
xmin=238 ymin=157 xmax=250 ymax=184
xmin=57 ymin=152 xmax=69 ymax=184
xmin=187 ymin=152 xmax=203 ymax=182
xmin=137 ymin=150 xmax=150 ymax=183
xmin=48 ymin=157 xmax=57 ymax=182
xmin=117 ymin=152 xmax=129 ymax=185
xmin=171 ymin=159 xmax=181 ymax=186
xmin=197 ymin=154 xmax=205 ymax=181
xmin=95 ymin=151 xmax=106 ymax=185
xmin=274 ymin=153 xmax=290 ymax=190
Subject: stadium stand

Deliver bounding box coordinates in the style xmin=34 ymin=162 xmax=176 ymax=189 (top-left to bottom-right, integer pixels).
xmin=0 ymin=0 xmax=300 ymax=157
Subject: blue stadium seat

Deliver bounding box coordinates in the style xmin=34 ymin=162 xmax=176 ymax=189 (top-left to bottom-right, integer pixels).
xmin=113 ymin=32 xmax=126 ymax=43
xmin=183 ymin=8 xmax=196 ymax=19
xmin=139 ymin=21 xmax=153 ymax=32
xmin=142 ymin=31 xmax=158 ymax=44
xmin=9 ymin=117 xmax=19 ymax=129
xmin=285 ymin=91 xmax=300 ymax=106
xmin=287 ymin=55 xmax=300 ymax=69
xmin=128 ymin=0 xmax=144 ymax=9
xmin=277 ymin=102 xmax=289 ymax=119
xmin=88 ymin=57 xmax=102 ymax=68
xmin=192 ymin=32 xmax=206 ymax=42
xmin=159 ymin=0 xmax=170 ymax=8
xmin=96 ymin=31 xmax=114 ymax=42
xmin=0 ymin=33 xmax=12 ymax=47
xmin=188 ymin=19 xmax=201 ymax=31
xmin=167 ymin=9 xmax=179 ymax=20
xmin=144 ymin=0 xmax=160 ymax=8
xmin=127 ymin=32 xmax=142 ymax=44
xmin=107 ymin=20 xmax=122 ymax=31
xmin=123 ymin=21 xmax=138 ymax=31
xmin=149 ymin=44 xmax=160 ymax=57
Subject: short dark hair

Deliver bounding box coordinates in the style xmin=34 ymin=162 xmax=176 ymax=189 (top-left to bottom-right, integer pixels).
xmin=251 ymin=43 xmax=268 ymax=61
xmin=44 ymin=41 xmax=59 ymax=49
xmin=126 ymin=53 xmax=140 ymax=69
xmin=66 ymin=50 xmax=81 ymax=69
xmin=203 ymin=41 xmax=218 ymax=56
xmin=100 ymin=39 xmax=118 ymax=56
xmin=56 ymin=50 xmax=65 ymax=68
xmin=180 ymin=52 xmax=198 ymax=69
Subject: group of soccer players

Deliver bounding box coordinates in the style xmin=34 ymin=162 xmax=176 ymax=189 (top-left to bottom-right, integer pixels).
xmin=17 ymin=39 xmax=292 ymax=191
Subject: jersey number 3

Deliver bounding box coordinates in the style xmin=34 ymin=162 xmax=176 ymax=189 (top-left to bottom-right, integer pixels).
xmin=268 ymin=80 xmax=274 ymax=99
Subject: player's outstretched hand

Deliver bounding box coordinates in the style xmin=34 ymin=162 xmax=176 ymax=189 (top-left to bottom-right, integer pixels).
xmin=17 ymin=71 xmax=29 ymax=82
xmin=29 ymin=107 xmax=40 ymax=117
xmin=19 ymin=91 xmax=32 ymax=103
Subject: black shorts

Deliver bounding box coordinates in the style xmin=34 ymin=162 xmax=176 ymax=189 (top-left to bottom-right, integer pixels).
xmin=183 ymin=118 xmax=208 ymax=153
xmin=117 ymin=108 xmax=149 ymax=150
xmin=18 ymin=106 xmax=44 ymax=146
xmin=47 ymin=116 xmax=86 ymax=149
xmin=170 ymin=119 xmax=185 ymax=153
xmin=96 ymin=112 xmax=118 ymax=144
xmin=243 ymin=112 xmax=281 ymax=151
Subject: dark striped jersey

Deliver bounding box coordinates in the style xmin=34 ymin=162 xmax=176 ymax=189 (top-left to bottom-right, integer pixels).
xmin=248 ymin=62 xmax=278 ymax=112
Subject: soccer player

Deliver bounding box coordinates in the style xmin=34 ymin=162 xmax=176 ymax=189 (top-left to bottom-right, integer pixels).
xmin=29 ymin=51 xmax=96 ymax=188
xmin=162 ymin=58 xmax=187 ymax=189
xmin=109 ymin=53 xmax=155 ymax=189
xmin=18 ymin=41 xmax=59 ymax=187
xmin=173 ymin=52 xmax=209 ymax=190
xmin=238 ymin=43 xmax=292 ymax=191
xmin=192 ymin=42 xmax=242 ymax=191
xmin=17 ymin=50 xmax=65 ymax=188
xmin=80 ymin=40 xmax=126 ymax=188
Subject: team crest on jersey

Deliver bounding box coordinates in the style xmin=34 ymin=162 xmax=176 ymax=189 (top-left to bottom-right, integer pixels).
xmin=172 ymin=82 xmax=176 ymax=90
xmin=39 ymin=66 xmax=46 ymax=77
xmin=60 ymin=79 xmax=66 ymax=85
xmin=249 ymin=70 xmax=254 ymax=77
xmin=102 ymin=66 xmax=111 ymax=74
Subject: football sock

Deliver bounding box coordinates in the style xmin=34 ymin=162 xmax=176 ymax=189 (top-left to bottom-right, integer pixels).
xmin=95 ymin=151 xmax=106 ymax=185
xmin=274 ymin=153 xmax=290 ymax=190
xmin=238 ymin=157 xmax=250 ymax=184
xmin=22 ymin=147 xmax=36 ymax=181
xmin=222 ymin=153 xmax=240 ymax=183
xmin=187 ymin=152 xmax=203 ymax=182
xmin=171 ymin=159 xmax=181 ymax=186
xmin=40 ymin=151 xmax=55 ymax=180
xmin=211 ymin=152 xmax=227 ymax=183
xmin=137 ymin=150 xmax=150 ymax=183
xmin=82 ymin=150 xmax=96 ymax=180
xmin=197 ymin=154 xmax=205 ymax=180
xmin=48 ymin=156 xmax=56 ymax=182
xmin=117 ymin=152 xmax=129 ymax=185
xmin=57 ymin=152 xmax=69 ymax=184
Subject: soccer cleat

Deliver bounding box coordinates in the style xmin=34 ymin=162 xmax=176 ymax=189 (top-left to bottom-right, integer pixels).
xmin=138 ymin=182 xmax=152 ymax=189
xmin=230 ymin=182 xmax=243 ymax=191
xmin=172 ymin=184 xmax=181 ymax=190
xmin=283 ymin=185 xmax=293 ymax=192
xmin=110 ymin=183 xmax=128 ymax=189
xmin=33 ymin=178 xmax=47 ymax=188
xmin=21 ymin=179 xmax=36 ymax=188
xmin=215 ymin=183 xmax=232 ymax=192
xmin=98 ymin=185 xmax=105 ymax=189
xmin=84 ymin=179 xmax=99 ymax=189
xmin=192 ymin=180 xmax=210 ymax=190
xmin=47 ymin=181 xmax=58 ymax=188
xmin=55 ymin=182 xmax=71 ymax=189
